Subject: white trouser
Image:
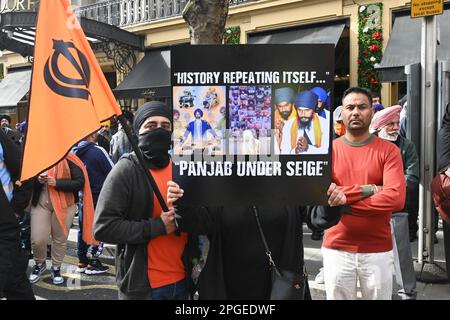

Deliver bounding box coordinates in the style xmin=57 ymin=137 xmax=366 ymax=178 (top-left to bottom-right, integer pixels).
xmin=322 ymin=247 xmax=394 ymax=300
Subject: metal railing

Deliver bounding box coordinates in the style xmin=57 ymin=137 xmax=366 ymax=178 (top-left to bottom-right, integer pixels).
xmin=77 ymin=0 xmax=255 ymax=27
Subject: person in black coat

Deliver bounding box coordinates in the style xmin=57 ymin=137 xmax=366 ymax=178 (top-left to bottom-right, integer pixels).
xmin=167 ymin=182 xmax=346 ymax=299
xmin=0 ymin=128 xmax=35 ymax=300
xmin=93 ymin=102 xmax=199 ymax=300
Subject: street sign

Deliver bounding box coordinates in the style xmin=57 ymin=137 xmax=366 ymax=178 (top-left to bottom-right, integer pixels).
xmin=411 ymin=0 xmax=443 ymax=19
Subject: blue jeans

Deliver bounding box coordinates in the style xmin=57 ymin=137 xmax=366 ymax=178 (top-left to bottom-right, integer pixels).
xmin=151 ymin=278 xmax=189 ymax=300
xmin=77 ymin=192 xmax=103 ymax=264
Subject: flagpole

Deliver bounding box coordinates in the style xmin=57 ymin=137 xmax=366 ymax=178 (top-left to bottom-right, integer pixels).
xmin=116 ymin=114 xmax=180 ymax=232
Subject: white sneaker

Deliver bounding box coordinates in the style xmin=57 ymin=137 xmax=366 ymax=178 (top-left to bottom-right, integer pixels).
xmin=51 ymin=267 xmax=64 ymax=285
xmin=315 ymin=268 xmax=324 ymax=284
xmin=29 ymin=262 xmax=46 ymax=284
xmin=76 ymin=263 xmax=88 ymax=273
xmin=84 ymin=259 xmax=109 ymax=275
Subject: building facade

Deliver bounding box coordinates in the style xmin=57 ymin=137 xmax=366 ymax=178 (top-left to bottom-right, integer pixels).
xmin=0 ymin=0 xmax=449 ymax=122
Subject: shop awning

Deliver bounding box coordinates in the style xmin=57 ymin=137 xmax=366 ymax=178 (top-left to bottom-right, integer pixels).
xmin=0 ymin=11 xmax=144 ymax=57
xmin=376 ymin=10 xmax=450 ymax=82
xmin=114 ymin=49 xmax=171 ymax=99
xmin=247 ymin=20 xmax=346 ymax=46
xmin=0 ymin=69 xmax=31 ymax=108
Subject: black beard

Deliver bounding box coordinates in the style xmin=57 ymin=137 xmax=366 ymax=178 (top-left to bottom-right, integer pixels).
xmin=299 ymin=117 xmax=312 ymax=130
xmin=279 ymin=111 xmax=291 ymax=120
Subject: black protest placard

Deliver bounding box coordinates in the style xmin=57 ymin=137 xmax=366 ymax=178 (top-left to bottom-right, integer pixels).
xmin=171 ymin=44 xmax=333 ymax=206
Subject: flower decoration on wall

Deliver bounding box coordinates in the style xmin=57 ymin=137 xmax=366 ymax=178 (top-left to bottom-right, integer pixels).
xmin=223 ymin=26 xmax=240 ymax=45
xmin=358 ymin=3 xmax=383 ymax=93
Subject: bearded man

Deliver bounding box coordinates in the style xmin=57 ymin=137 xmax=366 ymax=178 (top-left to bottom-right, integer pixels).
xmin=294 ymin=90 xmax=329 ymax=155
xmin=273 ymin=87 xmax=298 ymax=154
xmin=370 ymin=105 xmax=419 ymax=300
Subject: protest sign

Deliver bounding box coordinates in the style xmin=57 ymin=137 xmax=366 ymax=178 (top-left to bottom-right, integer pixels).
xmin=172 ymin=44 xmax=333 ymax=205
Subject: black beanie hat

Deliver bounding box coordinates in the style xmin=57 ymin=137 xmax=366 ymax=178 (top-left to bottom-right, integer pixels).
xmin=133 ymin=101 xmax=172 ymax=133
xmin=0 ymin=114 xmax=11 ymax=124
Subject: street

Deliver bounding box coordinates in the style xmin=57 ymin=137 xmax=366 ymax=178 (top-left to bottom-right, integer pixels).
xmin=28 ymin=217 xmax=118 ymax=300
xmin=28 ymin=218 xmax=450 ymax=300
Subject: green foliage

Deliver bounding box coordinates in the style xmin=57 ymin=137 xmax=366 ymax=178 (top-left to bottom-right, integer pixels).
xmin=0 ymin=63 xmax=3 ymax=80
xmin=223 ymin=26 xmax=240 ymax=45
xmin=358 ymin=3 xmax=383 ymax=93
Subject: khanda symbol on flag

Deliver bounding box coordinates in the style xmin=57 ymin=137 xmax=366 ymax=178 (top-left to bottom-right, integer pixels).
xmin=20 ymin=0 xmax=123 ymax=246
xmin=20 ymin=0 xmax=122 ymax=182
xmin=44 ymin=39 xmax=91 ymax=101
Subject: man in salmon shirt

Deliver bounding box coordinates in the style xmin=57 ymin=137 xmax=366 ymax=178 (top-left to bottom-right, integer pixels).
xmin=94 ymin=101 xmax=196 ymax=300
xmin=323 ymin=87 xmax=406 ymax=300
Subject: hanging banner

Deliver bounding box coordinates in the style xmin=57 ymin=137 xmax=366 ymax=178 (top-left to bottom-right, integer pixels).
xmin=171 ymin=44 xmax=333 ymax=206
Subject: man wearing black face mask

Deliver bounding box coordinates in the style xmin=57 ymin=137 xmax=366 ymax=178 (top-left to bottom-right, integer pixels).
xmin=94 ymin=101 xmax=196 ymax=300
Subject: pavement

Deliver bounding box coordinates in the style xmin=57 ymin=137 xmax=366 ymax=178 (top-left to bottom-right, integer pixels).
xmin=304 ymin=221 xmax=450 ymax=300
xmin=27 ymin=216 xmax=450 ymax=300
xmin=27 ymin=217 xmax=119 ymax=300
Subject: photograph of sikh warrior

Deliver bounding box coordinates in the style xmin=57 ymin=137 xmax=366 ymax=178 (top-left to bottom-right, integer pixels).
xmin=273 ymin=87 xmax=299 ymax=154
xmin=180 ymin=108 xmax=220 ymax=151
xmin=173 ymin=86 xmax=226 ymax=155
xmin=274 ymin=87 xmax=330 ymax=155
xmin=294 ymin=90 xmax=329 ymax=154
xmin=311 ymin=86 xmax=331 ymax=120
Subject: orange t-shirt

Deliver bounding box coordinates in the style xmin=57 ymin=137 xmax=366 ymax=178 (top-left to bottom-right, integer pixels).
xmin=147 ymin=163 xmax=188 ymax=288
xmin=323 ymin=136 xmax=406 ymax=253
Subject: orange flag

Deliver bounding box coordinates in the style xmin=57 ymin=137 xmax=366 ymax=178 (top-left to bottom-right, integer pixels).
xmin=20 ymin=0 xmax=122 ymax=181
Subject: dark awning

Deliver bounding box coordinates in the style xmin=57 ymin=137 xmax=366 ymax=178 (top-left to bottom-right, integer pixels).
xmin=0 ymin=11 xmax=144 ymax=57
xmin=376 ymin=10 xmax=450 ymax=82
xmin=247 ymin=20 xmax=346 ymax=46
xmin=0 ymin=69 xmax=31 ymax=108
xmin=114 ymin=49 xmax=171 ymax=99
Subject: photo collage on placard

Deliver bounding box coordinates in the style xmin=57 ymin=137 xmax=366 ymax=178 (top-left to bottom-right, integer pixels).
xmin=273 ymin=85 xmax=331 ymax=155
xmin=228 ymin=85 xmax=272 ymax=155
xmin=173 ymin=85 xmax=330 ymax=156
xmin=173 ymin=86 xmax=226 ymax=156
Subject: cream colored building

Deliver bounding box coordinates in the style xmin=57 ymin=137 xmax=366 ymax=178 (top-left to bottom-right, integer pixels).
xmin=1 ymin=0 xmax=449 ymax=123
xmin=119 ymin=0 xmax=449 ymax=106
